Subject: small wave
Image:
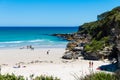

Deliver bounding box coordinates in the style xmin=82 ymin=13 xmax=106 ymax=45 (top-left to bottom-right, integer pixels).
xmin=0 ymin=41 xmax=24 ymax=44
xmin=0 ymin=39 xmax=53 ymax=44
xmin=28 ymin=39 xmax=44 ymax=42
xmin=28 ymin=39 xmax=56 ymax=43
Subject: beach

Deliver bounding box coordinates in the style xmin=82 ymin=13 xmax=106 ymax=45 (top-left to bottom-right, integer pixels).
xmin=0 ymin=48 xmax=110 ymax=80
xmin=0 ymin=0 xmax=119 ymax=80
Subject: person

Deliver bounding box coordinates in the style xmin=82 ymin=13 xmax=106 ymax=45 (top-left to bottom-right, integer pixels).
xmin=89 ymin=61 xmax=91 ymax=68
xmin=30 ymin=45 xmax=34 ymax=50
xmin=91 ymin=61 xmax=93 ymax=68
xmin=27 ymin=45 xmax=29 ymax=49
xmin=47 ymin=50 xmax=50 ymax=55
xmin=18 ymin=64 xmax=21 ymax=68
xmin=0 ymin=65 xmax=1 ymax=74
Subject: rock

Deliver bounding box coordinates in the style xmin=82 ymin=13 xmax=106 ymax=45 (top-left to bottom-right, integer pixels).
xmin=83 ymin=52 xmax=100 ymax=60
xmin=72 ymin=47 xmax=84 ymax=51
xmin=62 ymin=53 xmax=73 ymax=59
xmin=52 ymin=34 xmax=74 ymax=41
xmin=118 ymin=53 xmax=120 ymax=68
xmin=72 ymin=54 xmax=79 ymax=59
xmin=77 ymin=43 xmax=86 ymax=47
xmin=62 ymin=52 xmax=80 ymax=60
xmin=66 ymin=42 xmax=78 ymax=50
xmin=115 ymin=69 xmax=120 ymax=78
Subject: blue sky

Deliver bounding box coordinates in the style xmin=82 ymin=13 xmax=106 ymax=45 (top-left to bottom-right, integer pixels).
xmin=0 ymin=0 xmax=120 ymax=26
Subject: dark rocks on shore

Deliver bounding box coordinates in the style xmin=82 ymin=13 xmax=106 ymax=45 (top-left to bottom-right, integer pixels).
xmin=72 ymin=47 xmax=84 ymax=51
xmin=62 ymin=51 xmax=82 ymax=60
xmin=52 ymin=33 xmax=89 ymax=41
xmin=52 ymin=33 xmax=87 ymax=60
xmin=62 ymin=53 xmax=73 ymax=59
xmin=83 ymin=52 xmax=100 ymax=60
xmin=52 ymin=34 xmax=74 ymax=41
xmin=66 ymin=42 xmax=78 ymax=50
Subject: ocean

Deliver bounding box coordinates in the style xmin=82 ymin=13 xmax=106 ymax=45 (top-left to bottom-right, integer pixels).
xmin=0 ymin=27 xmax=78 ymax=48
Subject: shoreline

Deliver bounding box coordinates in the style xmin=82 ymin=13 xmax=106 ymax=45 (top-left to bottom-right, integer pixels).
xmin=0 ymin=47 xmax=67 ymax=50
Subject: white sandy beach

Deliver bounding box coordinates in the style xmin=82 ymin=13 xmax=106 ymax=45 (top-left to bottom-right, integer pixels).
xmin=0 ymin=48 xmax=110 ymax=80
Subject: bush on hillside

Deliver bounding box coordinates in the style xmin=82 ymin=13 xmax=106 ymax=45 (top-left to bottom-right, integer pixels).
xmin=84 ymin=36 xmax=109 ymax=52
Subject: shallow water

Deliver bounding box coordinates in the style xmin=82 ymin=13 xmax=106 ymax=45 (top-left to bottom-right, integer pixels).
xmin=0 ymin=27 xmax=78 ymax=48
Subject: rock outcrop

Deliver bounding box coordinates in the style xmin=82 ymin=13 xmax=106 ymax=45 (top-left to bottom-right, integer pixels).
xmin=52 ymin=34 xmax=74 ymax=41
xmin=53 ymin=6 xmax=120 ymax=68
xmin=77 ymin=6 xmax=120 ymax=62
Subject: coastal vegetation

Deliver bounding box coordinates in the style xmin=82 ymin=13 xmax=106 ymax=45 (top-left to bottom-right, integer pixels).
xmin=34 ymin=75 xmax=60 ymax=80
xmin=0 ymin=74 xmax=60 ymax=80
xmin=0 ymin=72 xmax=119 ymax=80
xmin=80 ymin=72 xmax=119 ymax=80
xmin=84 ymin=36 xmax=110 ymax=52
xmin=0 ymin=74 xmax=24 ymax=80
xmin=79 ymin=6 xmax=120 ymax=53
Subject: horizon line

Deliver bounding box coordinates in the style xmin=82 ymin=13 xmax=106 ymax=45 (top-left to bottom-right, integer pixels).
xmin=0 ymin=26 xmax=79 ymax=27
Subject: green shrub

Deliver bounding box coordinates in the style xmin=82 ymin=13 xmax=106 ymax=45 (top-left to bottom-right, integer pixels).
xmin=80 ymin=72 xmax=118 ymax=80
xmin=0 ymin=74 xmax=25 ymax=80
xmin=84 ymin=39 xmax=104 ymax=52
xmin=115 ymin=69 xmax=120 ymax=80
xmin=0 ymin=74 xmax=60 ymax=80
xmin=84 ymin=36 xmax=110 ymax=52
xmin=34 ymin=75 xmax=60 ymax=80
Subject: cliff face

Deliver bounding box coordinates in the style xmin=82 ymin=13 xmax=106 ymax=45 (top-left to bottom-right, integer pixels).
xmin=60 ymin=7 xmax=119 ymax=63
xmin=78 ymin=6 xmax=120 ymax=40
xmin=77 ymin=6 xmax=120 ymax=66
xmin=59 ymin=7 xmax=120 ymax=65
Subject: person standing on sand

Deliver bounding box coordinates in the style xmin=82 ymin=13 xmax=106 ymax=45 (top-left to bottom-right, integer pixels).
xmin=91 ymin=61 xmax=93 ymax=69
xmin=89 ymin=61 xmax=91 ymax=68
xmin=47 ymin=50 xmax=50 ymax=55
xmin=0 ymin=65 xmax=1 ymax=74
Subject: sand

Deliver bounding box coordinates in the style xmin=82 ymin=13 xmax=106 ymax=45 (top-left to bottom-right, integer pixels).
xmin=0 ymin=48 xmax=110 ymax=80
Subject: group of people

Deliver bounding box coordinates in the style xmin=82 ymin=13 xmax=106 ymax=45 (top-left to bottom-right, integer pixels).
xmin=27 ymin=45 xmax=34 ymax=50
xmin=20 ymin=45 xmax=34 ymax=50
xmin=89 ymin=61 xmax=94 ymax=68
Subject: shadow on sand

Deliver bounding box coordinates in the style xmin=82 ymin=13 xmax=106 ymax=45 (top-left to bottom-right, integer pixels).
xmin=98 ymin=63 xmax=118 ymax=72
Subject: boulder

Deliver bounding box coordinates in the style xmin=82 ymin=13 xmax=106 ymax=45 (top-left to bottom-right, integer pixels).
xmin=62 ymin=52 xmax=80 ymax=60
xmin=83 ymin=52 xmax=100 ymax=60
xmin=62 ymin=53 xmax=73 ymax=59
xmin=66 ymin=42 xmax=78 ymax=50
xmin=72 ymin=47 xmax=84 ymax=51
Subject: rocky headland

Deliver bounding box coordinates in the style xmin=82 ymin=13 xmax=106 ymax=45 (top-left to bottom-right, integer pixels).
xmin=53 ymin=6 xmax=120 ymax=69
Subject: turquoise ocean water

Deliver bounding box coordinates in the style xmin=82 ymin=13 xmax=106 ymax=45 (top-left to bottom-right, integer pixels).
xmin=0 ymin=27 xmax=78 ymax=48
